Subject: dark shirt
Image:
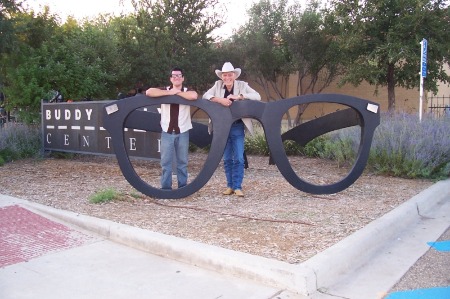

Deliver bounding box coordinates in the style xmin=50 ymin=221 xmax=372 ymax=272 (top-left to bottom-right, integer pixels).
xmin=223 ymin=85 xmax=234 ymax=100
xmin=161 ymin=85 xmax=185 ymax=134
xmin=224 ymin=84 xmax=242 ymax=124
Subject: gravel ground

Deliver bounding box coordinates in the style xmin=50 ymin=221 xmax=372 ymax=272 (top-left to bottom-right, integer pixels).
xmin=389 ymin=227 xmax=450 ymax=293
xmin=0 ymin=153 xmax=434 ymax=264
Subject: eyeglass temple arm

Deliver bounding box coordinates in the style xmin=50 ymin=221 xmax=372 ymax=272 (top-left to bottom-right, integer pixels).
xmin=124 ymin=110 xmax=212 ymax=148
xmin=124 ymin=110 xmax=161 ymax=132
xmin=269 ymin=108 xmax=361 ymax=165
xmin=190 ymin=122 xmax=213 ymax=148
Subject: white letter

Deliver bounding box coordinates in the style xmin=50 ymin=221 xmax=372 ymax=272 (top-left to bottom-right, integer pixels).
xmin=105 ymin=136 xmax=112 ymax=149
xmin=55 ymin=109 xmax=61 ymax=120
xmin=65 ymin=109 xmax=71 ymax=120
xmin=64 ymin=134 xmax=69 ymax=145
xmin=46 ymin=133 xmax=51 ymax=144
xmin=129 ymin=138 xmax=136 ymax=151
xmin=85 ymin=109 xmax=93 ymax=120
xmin=82 ymin=135 xmax=90 ymax=147
xmin=46 ymin=110 xmax=51 ymax=120
xmin=75 ymin=109 xmax=81 ymax=120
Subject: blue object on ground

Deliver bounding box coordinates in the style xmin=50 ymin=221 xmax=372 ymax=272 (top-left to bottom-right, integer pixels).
xmin=386 ymin=286 xmax=450 ymax=299
xmin=427 ymin=240 xmax=450 ymax=252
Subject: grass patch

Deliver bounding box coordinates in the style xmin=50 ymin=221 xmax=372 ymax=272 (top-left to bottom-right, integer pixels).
xmin=89 ymin=188 xmax=121 ymax=204
xmin=130 ymin=191 xmax=143 ymax=199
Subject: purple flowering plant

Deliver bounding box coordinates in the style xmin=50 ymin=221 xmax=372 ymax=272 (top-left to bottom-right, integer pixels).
xmin=245 ymin=112 xmax=449 ymax=180
xmin=368 ymin=112 xmax=450 ymax=179
xmin=0 ymin=123 xmax=41 ymax=165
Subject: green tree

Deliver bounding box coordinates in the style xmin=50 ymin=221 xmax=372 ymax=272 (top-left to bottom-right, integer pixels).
xmin=325 ymin=0 xmax=450 ymax=110
xmin=0 ymin=8 xmax=60 ymax=121
xmin=122 ymin=0 xmax=222 ymax=92
xmin=220 ymin=0 xmax=342 ymax=126
xmin=57 ymin=19 xmax=130 ymax=100
xmin=2 ymin=0 xmax=223 ymax=120
xmin=283 ymin=1 xmax=343 ymax=125
xmin=3 ymin=10 xmax=128 ymax=121
xmin=284 ymin=1 xmax=342 ymax=96
xmin=229 ymin=0 xmax=293 ymax=102
xmin=0 ymin=0 xmax=22 ymax=54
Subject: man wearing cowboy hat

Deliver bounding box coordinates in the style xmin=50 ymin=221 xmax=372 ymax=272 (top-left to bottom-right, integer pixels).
xmin=203 ymin=62 xmax=261 ymax=197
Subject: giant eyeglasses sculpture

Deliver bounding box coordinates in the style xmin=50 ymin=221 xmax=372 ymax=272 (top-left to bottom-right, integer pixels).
xmin=103 ymin=93 xmax=380 ymax=199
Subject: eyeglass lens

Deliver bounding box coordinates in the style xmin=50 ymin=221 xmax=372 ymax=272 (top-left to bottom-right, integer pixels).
xmin=125 ymin=104 xmax=211 ymax=191
xmin=281 ymin=102 xmax=361 ymax=187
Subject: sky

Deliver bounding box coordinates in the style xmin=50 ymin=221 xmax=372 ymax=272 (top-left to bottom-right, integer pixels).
xmin=25 ymin=0 xmax=307 ymax=38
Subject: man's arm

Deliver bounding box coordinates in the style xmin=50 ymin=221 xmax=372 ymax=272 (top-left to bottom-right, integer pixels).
xmin=178 ymin=90 xmax=198 ymax=101
xmin=239 ymin=82 xmax=261 ymax=101
xmin=146 ymin=88 xmax=175 ymax=97
xmin=146 ymin=88 xmax=197 ymax=101
xmin=202 ymin=81 xmax=231 ymax=107
xmin=202 ymin=81 xmax=220 ymax=101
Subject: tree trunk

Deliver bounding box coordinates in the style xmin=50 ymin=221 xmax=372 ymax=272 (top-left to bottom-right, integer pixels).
xmin=387 ymin=63 xmax=396 ymax=111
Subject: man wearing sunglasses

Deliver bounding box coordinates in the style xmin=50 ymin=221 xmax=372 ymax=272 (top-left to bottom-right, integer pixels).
xmin=203 ymin=62 xmax=261 ymax=197
xmin=146 ymin=67 xmax=198 ymax=190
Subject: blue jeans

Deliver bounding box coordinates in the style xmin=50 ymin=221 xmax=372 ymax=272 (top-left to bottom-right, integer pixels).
xmin=223 ymin=121 xmax=245 ymax=191
xmin=160 ymin=131 xmax=189 ymax=189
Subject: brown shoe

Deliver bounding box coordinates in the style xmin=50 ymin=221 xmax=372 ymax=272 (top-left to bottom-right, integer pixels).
xmin=223 ymin=188 xmax=234 ymax=195
xmin=234 ymin=189 xmax=244 ymax=197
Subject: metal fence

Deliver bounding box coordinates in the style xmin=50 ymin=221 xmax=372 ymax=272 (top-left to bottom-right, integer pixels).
xmin=428 ymin=95 xmax=450 ymax=118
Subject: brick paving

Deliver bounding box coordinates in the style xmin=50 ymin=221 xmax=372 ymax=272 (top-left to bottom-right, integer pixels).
xmin=0 ymin=205 xmax=95 ymax=268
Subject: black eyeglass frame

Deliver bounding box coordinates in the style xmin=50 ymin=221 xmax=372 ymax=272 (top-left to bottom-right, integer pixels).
xmin=103 ymin=93 xmax=380 ymax=199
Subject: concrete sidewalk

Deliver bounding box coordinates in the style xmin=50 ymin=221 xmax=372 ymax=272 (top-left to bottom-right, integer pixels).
xmin=0 ymin=197 xmax=294 ymax=299
xmin=0 ymin=179 xmax=449 ymax=298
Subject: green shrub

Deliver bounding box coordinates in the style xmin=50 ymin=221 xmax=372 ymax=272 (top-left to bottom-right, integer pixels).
xmin=321 ymin=137 xmax=357 ymax=167
xmin=302 ymin=135 xmax=328 ymax=157
xmin=245 ymin=133 xmax=269 ymax=155
xmin=282 ymin=140 xmax=302 ymax=155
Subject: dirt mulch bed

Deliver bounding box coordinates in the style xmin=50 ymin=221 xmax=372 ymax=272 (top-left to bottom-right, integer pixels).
xmin=0 ymin=153 xmax=433 ymax=264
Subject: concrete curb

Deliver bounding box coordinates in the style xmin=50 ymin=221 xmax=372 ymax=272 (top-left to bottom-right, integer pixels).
xmin=3 ymin=179 xmax=449 ymax=296
xmin=18 ymin=197 xmax=307 ymax=293
xmin=299 ymin=179 xmax=450 ymax=294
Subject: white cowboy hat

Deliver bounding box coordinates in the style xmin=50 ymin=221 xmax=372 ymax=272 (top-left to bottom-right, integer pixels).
xmin=215 ymin=62 xmax=241 ymax=79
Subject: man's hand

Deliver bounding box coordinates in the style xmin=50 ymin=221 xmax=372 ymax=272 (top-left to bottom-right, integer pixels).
xmin=210 ymin=97 xmax=233 ymax=107
xmin=227 ymin=94 xmax=242 ymax=101
xmin=167 ymin=88 xmax=181 ymax=95
xmin=220 ymin=97 xmax=233 ymax=107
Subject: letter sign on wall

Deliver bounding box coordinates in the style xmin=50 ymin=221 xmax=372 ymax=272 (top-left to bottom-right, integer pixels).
xmin=41 ymin=100 xmax=161 ymax=159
